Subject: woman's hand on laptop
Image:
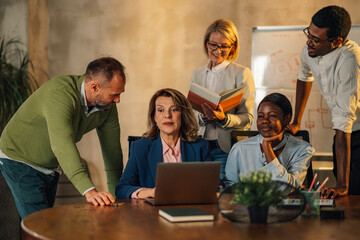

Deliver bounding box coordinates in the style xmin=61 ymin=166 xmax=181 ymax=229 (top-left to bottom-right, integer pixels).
xmin=138 ymin=188 xmax=155 ymax=198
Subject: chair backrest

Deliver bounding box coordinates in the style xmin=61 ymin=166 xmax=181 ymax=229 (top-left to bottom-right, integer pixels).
xmin=230 ymin=130 xmax=313 ymax=188
xmin=128 ymin=136 xmax=142 ymax=158
xmin=231 ymin=130 xmax=259 ymax=146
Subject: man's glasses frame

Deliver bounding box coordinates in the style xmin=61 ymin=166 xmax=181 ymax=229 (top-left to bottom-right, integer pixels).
xmin=302 ymin=27 xmax=338 ymax=47
xmin=207 ymin=41 xmax=233 ymax=52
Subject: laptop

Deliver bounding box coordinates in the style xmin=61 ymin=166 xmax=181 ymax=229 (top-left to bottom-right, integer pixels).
xmin=144 ymin=162 xmax=221 ymax=206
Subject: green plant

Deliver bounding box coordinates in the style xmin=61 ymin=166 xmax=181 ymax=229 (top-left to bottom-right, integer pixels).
xmin=232 ymin=171 xmax=283 ymax=207
xmin=0 ymin=37 xmax=38 ymax=133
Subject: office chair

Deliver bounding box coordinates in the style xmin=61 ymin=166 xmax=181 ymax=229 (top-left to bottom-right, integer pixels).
xmin=230 ymin=130 xmax=314 ymax=188
xmin=128 ymin=136 xmax=142 ymax=158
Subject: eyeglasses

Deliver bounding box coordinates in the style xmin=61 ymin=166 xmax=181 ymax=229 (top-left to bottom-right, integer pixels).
xmin=207 ymin=42 xmax=232 ymax=52
xmin=302 ymin=27 xmax=337 ymax=46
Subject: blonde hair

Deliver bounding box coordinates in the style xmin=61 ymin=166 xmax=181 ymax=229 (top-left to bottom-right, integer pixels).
xmin=142 ymin=88 xmax=199 ymax=142
xmin=203 ymin=19 xmax=240 ymax=61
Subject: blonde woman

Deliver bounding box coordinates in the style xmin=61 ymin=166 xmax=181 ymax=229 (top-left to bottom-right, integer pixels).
xmin=190 ymin=19 xmax=255 ymax=184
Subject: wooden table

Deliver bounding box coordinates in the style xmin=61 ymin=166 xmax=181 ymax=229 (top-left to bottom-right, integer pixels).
xmin=21 ymin=197 xmax=360 ymax=240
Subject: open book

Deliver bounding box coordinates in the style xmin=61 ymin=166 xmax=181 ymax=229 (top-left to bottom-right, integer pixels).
xmin=187 ymin=82 xmax=246 ymax=114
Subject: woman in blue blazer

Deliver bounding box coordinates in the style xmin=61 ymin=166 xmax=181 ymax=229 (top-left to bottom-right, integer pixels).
xmin=116 ymin=89 xmax=212 ymax=199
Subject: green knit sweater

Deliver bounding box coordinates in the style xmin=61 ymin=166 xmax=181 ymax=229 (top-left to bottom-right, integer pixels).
xmin=0 ymin=75 xmax=123 ymax=195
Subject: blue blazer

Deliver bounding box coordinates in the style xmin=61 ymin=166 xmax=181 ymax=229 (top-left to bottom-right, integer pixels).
xmin=115 ymin=135 xmax=212 ymax=199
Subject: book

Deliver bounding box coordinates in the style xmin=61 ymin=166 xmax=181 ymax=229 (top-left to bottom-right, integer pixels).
xmin=159 ymin=208 xmax=214 ymax=223
xmin=187 ymin=82 xmax=246 ymax=114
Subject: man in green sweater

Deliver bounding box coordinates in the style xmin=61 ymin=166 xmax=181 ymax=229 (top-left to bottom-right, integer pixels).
xmin=0 ymin=57 xmax=125 ymax=218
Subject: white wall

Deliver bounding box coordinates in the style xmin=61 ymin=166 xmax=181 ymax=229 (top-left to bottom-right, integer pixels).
xmin=0 ymin=0 xmax=27 ymax=50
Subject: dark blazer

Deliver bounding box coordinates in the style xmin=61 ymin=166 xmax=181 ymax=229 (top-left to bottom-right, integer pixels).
xmin=115 ymin=135 xmax=212 ymax=199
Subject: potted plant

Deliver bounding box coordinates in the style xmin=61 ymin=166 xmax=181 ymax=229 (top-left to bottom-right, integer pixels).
xmin=0 ymin=37 xmax=38 ymax=133
xmin=232 ymin=171 xmax=283 ymax=223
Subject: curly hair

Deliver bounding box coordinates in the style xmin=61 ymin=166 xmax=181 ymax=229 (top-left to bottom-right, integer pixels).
xmin=142 ymin=88 xmax=199 ymax=142
xmin=258 ymin=93 xmax=292 ymax=118
xmin=312 ymin=5 xmax=351 ymax=41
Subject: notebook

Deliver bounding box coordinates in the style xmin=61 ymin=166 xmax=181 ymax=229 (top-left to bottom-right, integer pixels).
xmin=144 ymin=162 xmax=221 ymax=206
xmin=159 ymin=208 xmax=214 ymax=222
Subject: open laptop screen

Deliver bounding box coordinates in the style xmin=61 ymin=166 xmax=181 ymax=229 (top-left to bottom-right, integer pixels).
xmin=145 ymin=162 xmax=221 ymax=206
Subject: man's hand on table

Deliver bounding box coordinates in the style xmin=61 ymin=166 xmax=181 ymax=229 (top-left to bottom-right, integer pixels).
xmin=84 ymin=189 xmax=115 ymax=206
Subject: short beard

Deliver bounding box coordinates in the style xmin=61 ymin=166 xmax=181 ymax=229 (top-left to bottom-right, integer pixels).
xmin=95 ymin=103 xmax=113 ymax=111
xmin=94 ymin=96 xmax=113 ymax=111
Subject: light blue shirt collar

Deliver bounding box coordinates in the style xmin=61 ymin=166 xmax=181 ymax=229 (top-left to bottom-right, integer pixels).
xmin=81 ymin=81 xmax=101 ymax=116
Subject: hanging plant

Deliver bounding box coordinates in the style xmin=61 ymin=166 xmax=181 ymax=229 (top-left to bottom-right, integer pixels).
xmin=0 ymin=37 xmax=38 ymax=133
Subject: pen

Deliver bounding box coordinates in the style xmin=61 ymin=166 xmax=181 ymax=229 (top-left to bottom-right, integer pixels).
xmin=316 ymin=177 xmax=330 ymax=192
xmin=308 ymin=173 xmax=318 ymax=191
xmin=108 ymin=202 xmax=125 ymax=207
xmin=314 ymin=181 xmax=320 ymax=191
